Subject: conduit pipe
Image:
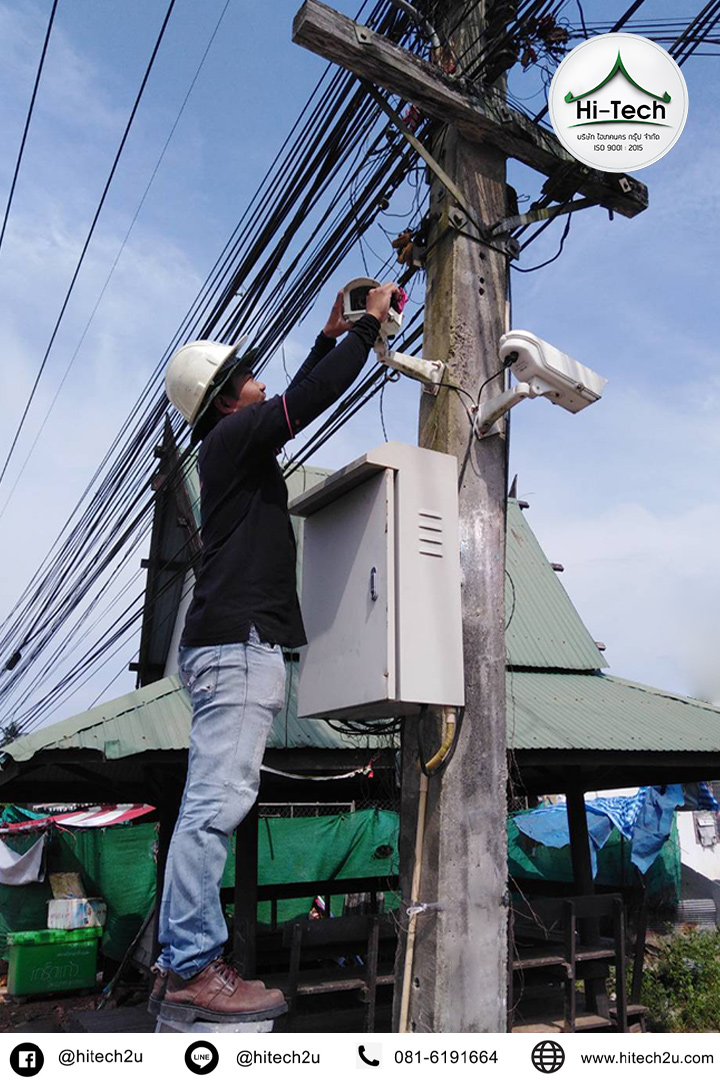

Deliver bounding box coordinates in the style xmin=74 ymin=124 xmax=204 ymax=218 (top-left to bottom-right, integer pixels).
xmin=399 ymin=706 xmax=457 ymax=1032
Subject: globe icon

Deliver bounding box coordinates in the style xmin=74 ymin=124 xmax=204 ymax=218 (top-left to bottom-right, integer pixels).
xmin=531 ymin=1040 xmax=565 ymax=1073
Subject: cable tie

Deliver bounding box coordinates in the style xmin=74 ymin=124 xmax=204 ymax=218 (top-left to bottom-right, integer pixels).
xmin=406 ymin=901 xmax=444 ymax=917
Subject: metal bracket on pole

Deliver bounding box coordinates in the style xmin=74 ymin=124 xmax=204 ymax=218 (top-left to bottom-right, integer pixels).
xmin=447 ymin=206 xmax=520 ymax=259
xmin=489 ymin=196 xmax=597 ymax=237
xmin=375 ymin=339 xmax=445 ymax=393
xmin=361 ymin=81 xmax=493 ymax=240
xmin=474 ymin=383 xmax=532 ymax=438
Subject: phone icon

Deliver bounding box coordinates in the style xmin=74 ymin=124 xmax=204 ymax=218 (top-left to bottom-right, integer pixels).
xmin=357 ymin=1045 xmax=380 ymax=1068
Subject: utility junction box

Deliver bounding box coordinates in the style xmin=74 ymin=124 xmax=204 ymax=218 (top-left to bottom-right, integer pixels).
xmin=288 ymin=442 xmax=464 ymax=721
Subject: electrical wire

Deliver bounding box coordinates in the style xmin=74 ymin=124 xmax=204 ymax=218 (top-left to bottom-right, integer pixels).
xmin=513 ymin=211 xmax=572 ymax=273
xmin=0 ymin=1 xmax=427 ymax=734
xmin=0 ymin=0 xmax=59 ymax=258
xmin=0 ymin=0 xmax=234 ymax=526
xmin=1 ymin=0 xmax=712 ymax=735
xmin=0 ymin=0 xmax=178 ymax=492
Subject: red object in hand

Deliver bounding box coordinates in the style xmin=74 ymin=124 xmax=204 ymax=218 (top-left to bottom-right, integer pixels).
xmin=392 ymin=287 xmax=408 ymax=314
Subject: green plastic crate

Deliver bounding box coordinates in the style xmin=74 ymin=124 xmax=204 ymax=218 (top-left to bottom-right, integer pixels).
xmin=7 ymin=926 xmax=102 ymax=997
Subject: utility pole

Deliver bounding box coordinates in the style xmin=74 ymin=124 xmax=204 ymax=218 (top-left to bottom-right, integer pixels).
xmin=292 ymin=0 xmax=648 ymax=1032
xmin=406 ymin=0 xmax=509 ymax=1032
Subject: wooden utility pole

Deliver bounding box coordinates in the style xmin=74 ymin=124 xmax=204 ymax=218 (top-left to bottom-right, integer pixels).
xmin=406 ymin=1 xmax=509 ymax=1032
xmin=292 ymin=0 xmax=648 ymax=1033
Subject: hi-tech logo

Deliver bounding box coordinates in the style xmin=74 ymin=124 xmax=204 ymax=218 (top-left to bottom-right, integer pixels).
xmin=565 ymin=51 xmax=671 ymax=125
xmin=548 ymin=33 xmax=688 ymax=172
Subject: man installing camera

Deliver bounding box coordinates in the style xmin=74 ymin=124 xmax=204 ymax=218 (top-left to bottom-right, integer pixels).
xmin=153 ymin=280 xmax=399 ymax=1025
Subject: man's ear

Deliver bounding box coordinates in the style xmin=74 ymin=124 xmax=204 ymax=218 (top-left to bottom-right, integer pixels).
xmin=215 ymin=393 xmax=237 ymax=415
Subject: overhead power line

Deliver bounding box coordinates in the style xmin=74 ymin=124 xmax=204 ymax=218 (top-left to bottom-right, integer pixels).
xmin=0 ymin=0 xmax=233 ymax=527
xmin=0 ymin=0 xmax=59 ymax=258
xmin=0 ymin=0 xmax=712 ymax=736
xmin=0 ymin=0 xmax=178 ymax=493
xmin=0 ymin=1 xmax=426 ymax=734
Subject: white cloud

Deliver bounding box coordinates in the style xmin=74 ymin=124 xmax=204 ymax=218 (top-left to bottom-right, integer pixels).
xmin=513 ymin=372 xmax=720 ymax=698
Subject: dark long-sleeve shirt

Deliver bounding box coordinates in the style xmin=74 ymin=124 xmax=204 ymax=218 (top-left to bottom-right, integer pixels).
xmin=181 ymin=314 xmax=380 ymax=649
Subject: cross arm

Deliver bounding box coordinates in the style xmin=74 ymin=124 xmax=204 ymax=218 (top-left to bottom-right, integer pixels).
xmin=292 ymin=0 xmax=648 ymax=219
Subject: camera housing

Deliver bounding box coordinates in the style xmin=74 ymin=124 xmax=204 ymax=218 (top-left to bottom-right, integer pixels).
xmin=342 ymin=277 xmax=403 ymax=337
xmin=500 ymin=330 xmax=607 ymax=413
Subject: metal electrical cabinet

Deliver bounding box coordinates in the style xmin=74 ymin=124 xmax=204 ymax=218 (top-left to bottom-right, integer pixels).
xmin=288 ymin=442 xmax=464 ymax=720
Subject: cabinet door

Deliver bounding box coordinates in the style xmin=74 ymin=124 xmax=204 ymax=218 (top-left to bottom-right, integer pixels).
xmin=298 ymin=469 xmax=395 ymax=719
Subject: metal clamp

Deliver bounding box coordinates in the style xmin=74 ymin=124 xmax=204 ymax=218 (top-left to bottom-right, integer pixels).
xmin=447 ymin=207 xmax=520 ymax=260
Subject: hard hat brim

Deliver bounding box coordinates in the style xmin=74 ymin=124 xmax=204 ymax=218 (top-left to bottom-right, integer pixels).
xmin=190 ymin=334 xmax=251 ymax=433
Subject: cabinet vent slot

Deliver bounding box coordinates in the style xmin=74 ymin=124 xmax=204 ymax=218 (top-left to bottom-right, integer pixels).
xmin=419 ymin=510 xmax=443 ymax=558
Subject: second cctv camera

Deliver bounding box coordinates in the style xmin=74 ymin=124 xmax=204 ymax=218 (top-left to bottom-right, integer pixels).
xmin=474 ymin=330 xmax=608 ymax=437
xmin=499 ymin=330 xmax=607 ymax=413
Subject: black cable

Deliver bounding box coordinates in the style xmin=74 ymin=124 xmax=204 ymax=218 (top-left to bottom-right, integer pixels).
xmin=379 ymin=381 xmax=390 ymax=440
xmin=0 ymin=0 xmax=178 ymax=492
xmin=505 ymin=569 xmax=517 ymax=631
xmin=0 ymin=1 xmax=430 ymax=731
xmin=476 ymin=364 xmax=509 ymax=405
xmin=0 ymin=0 xmax=59 ymax=257
xmin=7 ymin=0 xmax=677 ymax=731
xmin=513 ymin=211 xmax=572 ymax=273
xmin=533 ymin=0 xmax=650 ymax=122
xmin=0 ymin=0 xmax=234 ymax=526
xmin=417 ymin=705 xmax=465 ymax=777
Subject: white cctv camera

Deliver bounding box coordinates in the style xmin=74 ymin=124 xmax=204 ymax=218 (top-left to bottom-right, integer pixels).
xmin=474 ymin=330 xmax=607 ymax=437
xmin=341 ymin=278 xmax=445 ymax=391
xmin=342 ymin=277 xmax=403 ymax=338
xmin=500 ymin=330 xmax=607 ymax=413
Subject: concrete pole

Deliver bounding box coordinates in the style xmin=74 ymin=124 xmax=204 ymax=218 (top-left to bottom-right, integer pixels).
xmin=397 ymin=2 xmax=509 ymax=1033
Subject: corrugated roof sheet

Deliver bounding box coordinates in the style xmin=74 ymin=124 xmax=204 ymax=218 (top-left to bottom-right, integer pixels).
xmin=2 ymin=672 xmax=389 ymax=764
xmin=505 ymin=500 xmax=607 ymax=671
xmin=8 ymin=668 xmax=720 ymax=766
xmin=506 ymin=671 xmax=720 ymax=753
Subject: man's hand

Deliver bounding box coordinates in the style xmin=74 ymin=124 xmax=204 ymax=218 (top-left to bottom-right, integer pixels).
xmin=323 ymin=291 xmax=353 ymax=339
xmin=365 ymin=281 xmax=400 ymax=324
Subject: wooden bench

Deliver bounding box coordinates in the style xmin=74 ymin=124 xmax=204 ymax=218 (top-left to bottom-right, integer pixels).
xmin=510 ymin=894 xmax=628 ymax=1033
xmin=264 ymin=911 xmax=396 ymax=1032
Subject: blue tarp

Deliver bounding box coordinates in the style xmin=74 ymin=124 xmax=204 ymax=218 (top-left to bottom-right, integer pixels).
xmin=514 ymin=786 xmax=687 ymax=875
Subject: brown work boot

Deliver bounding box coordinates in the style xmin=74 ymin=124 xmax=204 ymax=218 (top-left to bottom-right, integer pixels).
xmin=149 ymin=963 xmax=267 ymax=1018
xmin=159 ymin=959 xmax=287 ymax=1024
xmin=147 ymin=966 xmax=168 ymax=1017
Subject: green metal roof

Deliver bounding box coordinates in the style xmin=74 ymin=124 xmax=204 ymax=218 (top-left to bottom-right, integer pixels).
xmin=507 ymin=671 xmax=720 ymax=753
xmin=1 ymin=672 xmax=388 ymax=765
xmin=6 ymin=474 xmax=710 ymax=772
xmin=8 ymin=666 xmax=720 ymax=767
xmin=505 ymin=499 xmax=607 ymax=671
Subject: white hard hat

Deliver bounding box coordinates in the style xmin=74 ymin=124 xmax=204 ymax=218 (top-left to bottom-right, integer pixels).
xmin=165 ymin=335 xmax=248 ymax=426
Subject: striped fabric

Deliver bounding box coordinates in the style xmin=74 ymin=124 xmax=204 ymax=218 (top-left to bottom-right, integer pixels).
xmin=0 ymin=803 xmax=155 ymax=834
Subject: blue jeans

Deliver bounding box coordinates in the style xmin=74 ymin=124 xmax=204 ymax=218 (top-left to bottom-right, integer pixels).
xmin=158 ymin=627 xmax=286 ymax=977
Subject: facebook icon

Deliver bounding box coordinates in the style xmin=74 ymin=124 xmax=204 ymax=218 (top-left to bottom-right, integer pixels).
xmin=10 ymin=1042 xmax=44 ymax=1076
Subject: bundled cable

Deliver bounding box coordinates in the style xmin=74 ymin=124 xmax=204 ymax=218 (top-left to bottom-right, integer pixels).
xmin=2 ymin=0 xmax=708 ymax=737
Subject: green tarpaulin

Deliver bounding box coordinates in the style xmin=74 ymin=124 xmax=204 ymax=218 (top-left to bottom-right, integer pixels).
xmin=508 ymin=812 xmax=681 ymax=905
xmin=0 ymin=809 xmax=400 ymax=960
xmin=252 ymin=809 xmax=399 ymax=923
xmin=0 ymin=806 xmax=681 ymax=964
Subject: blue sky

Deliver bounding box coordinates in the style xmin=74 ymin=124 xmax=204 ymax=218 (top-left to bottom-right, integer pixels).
xmin=0 ymin=0 xmax=718 ymax=729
